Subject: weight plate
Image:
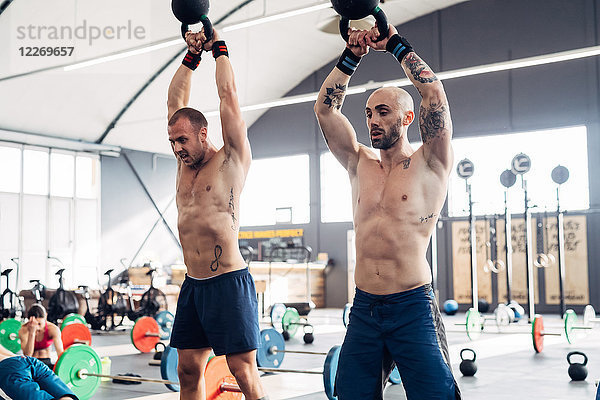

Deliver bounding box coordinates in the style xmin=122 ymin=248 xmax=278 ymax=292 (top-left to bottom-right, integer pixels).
xmin=61 ymin=313 xmax=86 ymax=331
xmin=160 ymin=346 xmax=180 ymax=392
xmin=0 ymin=318 xmax=21 ymax=353
xmin=456 ymin=159 xmax=474 ymax=179
xmin=256 ymin=328 xmax=285 ymax=368
xmin=465 ymin=309 xmax=482 ymax=341
xmin=62 ymin=323 xmax=92 ymax=349
xmin=205 ymin=356 xmax=243 ymax=399
xmin=155 ymin=310 xmax=175 ymax=340
xmin=551 ymin=165 xmax=569 ymax=185
xmin=281 ymin=308 xmax=301 ymax=338
xmin=270 ymin=303 xmax=286 ymax=329
xmin=500 ymin=169 xmax=517 ymax=188
xmin=564 ymin=309 xmax=582 ymax=344
xmin=511 ymin=153 xmax=531 ymax=175
xmin=532 ymin=314 xmax=544 ymax=353
xmin=342 ymin=303 xmax=351 ymax=328
xmin=131 ymin=316 xmax=160 ymax=353
xmin=54 ymin=345 xmax=101 ymax=400
xmin=388 ymin=366 xmax=401 ymax=385
xmin=323 ymin=345 xmax=341 ymax=400
xmin=584 ymin=305 xmax=596 ymax=327
xmin=494 ymin=304 xmax=510 ymax=329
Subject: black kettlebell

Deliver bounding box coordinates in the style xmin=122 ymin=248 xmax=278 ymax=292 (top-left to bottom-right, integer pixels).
xmin=282 ymin=330 xmax=290 ymax=341
xmin=171 ymin=0 xmax=213 ymax=41
xmin=154 ymin=342 xmax=166 ymax=360
xmin=567 ymin=351 xmax=588 ymax=381
xmin=303 ymin=324 xmax=315 ymax=344
xmin=459 ymin=348 xmax=477 ymax=377
xmin=330 ymin=0 xmax=389 ymax=43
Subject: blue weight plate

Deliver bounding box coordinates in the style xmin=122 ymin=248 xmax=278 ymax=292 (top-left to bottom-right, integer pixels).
xmin=596 ymin=380 xmax=600 ymax=400
xmin=155 ymin=310 xmax=175 ymax=340
xmin=389 ymin=366 xmax=401 ymax=384
xmin=160 ymin=345 xmax=180 ymax=392
xmin=256 ymin=328 xmax=285 ymax=368
xmin=342 ymin=303 xmax=351 ymax=328
xmin=323 ymin=345 xmax=341 ymax=400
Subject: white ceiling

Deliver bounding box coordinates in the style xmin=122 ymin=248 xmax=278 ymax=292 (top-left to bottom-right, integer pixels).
xmin=0 ymin=0 xmax=468 ymax=155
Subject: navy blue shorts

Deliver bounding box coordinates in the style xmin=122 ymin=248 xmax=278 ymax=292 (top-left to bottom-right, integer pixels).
xmin=170 ymin=268 xmax=260 ymax=356
xmin=0 ymin=356 xmax=77 ymax=400
xmin=336 ymin=284 xmax=461 ymax=400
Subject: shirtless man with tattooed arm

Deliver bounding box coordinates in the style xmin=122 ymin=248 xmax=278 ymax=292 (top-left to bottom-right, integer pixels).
xmin=166 ymin=27 xmax=267 ymax=400
xmin=314 ymin=24 xmax=461 ymax=399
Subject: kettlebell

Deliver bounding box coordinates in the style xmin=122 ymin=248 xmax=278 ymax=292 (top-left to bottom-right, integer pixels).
xmin=459 ymin=348 xmax=477 ymax=377
xmin=567 ymin=351 xmax=588 ymax=381
xmin=303 ymin=324 xmax=315 ymax=344
xmin=154 ymin=342 xmax=166 ymax=360
xmin=330 ymin=0 xmax=389 ymax=42
xmin=171 ymin=0 xmax=213 ymax=41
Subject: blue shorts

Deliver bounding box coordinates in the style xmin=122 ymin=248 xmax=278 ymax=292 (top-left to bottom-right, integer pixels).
xmin=336 ymin=284 xmax=461 ymax=400
xmin=170 ymin=268 xmax=260 ymax=356
xmin=0 ymin=356 xmax=77 ymax=400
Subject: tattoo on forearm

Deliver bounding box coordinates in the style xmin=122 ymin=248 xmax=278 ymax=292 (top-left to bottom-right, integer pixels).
xmin=402 ymin=158 xmax=411 ymax=169
xmin=210 ymin=245 xmax=222 ymax=272
xmin=419 ymin=102 xmax=447 ymax=144
xmin=420 ymin=213 xmax=436 ymax=223
xmin=403 ymin=53 xmax=438 ymax=84
xmin=228 ymin=188 xmax=237 ymax=230
xmin=323 ymin=84 xmax=346 ymax=109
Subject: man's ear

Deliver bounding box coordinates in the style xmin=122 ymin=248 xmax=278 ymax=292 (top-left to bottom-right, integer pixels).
xmin=199 ymin=126 xmax=208 ymax=141
xmin=404 ymin=110 xmax=415 ymax=126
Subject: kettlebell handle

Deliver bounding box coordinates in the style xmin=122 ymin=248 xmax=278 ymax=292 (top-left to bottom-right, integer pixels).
xmin=339 ymin=6 xmax=389 ymax=43
xmin=180 ymin=15 xmax=214 ymax=42
xmin=567 ymin=351 xmax=588 ymax=366
xmin=460 ymin=348 xmax=476 ymax=362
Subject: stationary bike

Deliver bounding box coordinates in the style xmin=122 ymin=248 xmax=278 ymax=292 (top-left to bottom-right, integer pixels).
xmin=96 ymin=269 xmax=128 ymax=330
xmin=126 ymin=267 xmax=168 ymax=321
xmin=0 ymin=260 xmax=24 ymax=320
xmin=78 ymin=285 xmax=105 ymax=330
xmin=46 ymin=263 xmax=80 ymax=324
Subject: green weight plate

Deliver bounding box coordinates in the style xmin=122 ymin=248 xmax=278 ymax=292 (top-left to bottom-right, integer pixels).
xmin=0 ymin=318 xmax=22 ymax=353
xmin=465 ymin=309 xmax=482 ymax=341
xmin=281 ymin=308 xmax=300 ymax=338
xmin=564 ymin=309 xmax=579 ymax=344
xmin=54 ymin=345 xmax=102 ymax=400
xmin=323 ymin=345 xmax=341 ymax=400
xmin=61 ymin=313 xmax=86 ymax=331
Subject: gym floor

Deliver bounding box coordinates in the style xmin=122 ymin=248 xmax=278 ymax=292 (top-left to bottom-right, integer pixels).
xmin=85 ymin=308 xmax=598 ymax=400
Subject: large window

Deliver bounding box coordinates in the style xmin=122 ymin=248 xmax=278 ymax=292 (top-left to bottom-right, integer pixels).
xmin=0 ymin=143 xmax=101 ymax=291
xmin=240 ymin=154 xmax=310 ymax=226
xmin=320 ymin=152 xmax=353 ymax=223
xmin=448 ymin=126 xmax=589 ymax=216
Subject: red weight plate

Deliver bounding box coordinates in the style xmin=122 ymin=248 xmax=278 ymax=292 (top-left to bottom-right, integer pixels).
xmin=131 ymin=316 xmax=160 ymax=353
xmin=61 ymin=323 xmax=92 ymax=349
xmin=205 ymin=356 xmax=243 ymax=400
xmin=532 ymin=314 xmax=544 ymax=353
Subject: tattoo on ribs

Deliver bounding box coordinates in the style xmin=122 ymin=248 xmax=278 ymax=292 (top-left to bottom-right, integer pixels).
xmin=404 ymin=53 xmax=438 ymax=84
xmin=210 ymin=245 xmax=223 ymax=272
xmin=402 ymin=158 xmax=411 ymax=169
xmin=228 ymin=187 xmax=237 ymax=230
xmin=323 ymin=84 xmax=346 ymax=109
xmin=419 ymin=102 xmax=447 ymax=144
xmin=420 ymin=213 xmax=436 ymax=223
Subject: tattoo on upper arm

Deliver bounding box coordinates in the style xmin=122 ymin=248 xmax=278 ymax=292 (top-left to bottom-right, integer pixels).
xmin=419 ymin=102 xmax=447 ymax=144
xmin=210 ymin=245 xmax=222 ymax=272
xmin=228 ymin=188 xmax=237 ymax=230
xmin=323 ymin=84 xmax=346 ymax=109
xmin=403 ymin=53 xmax=438 ymax=84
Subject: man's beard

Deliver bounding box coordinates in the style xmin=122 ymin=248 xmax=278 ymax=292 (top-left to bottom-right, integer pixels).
xmin=371 ymin=120 xmax=402 ymax=150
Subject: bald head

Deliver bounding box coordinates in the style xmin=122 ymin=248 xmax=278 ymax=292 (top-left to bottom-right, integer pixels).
xmin=367 ymin=87 xmax=414 ymax=114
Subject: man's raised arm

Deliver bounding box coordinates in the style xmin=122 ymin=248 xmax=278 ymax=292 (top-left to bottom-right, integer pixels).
xmin=314 ymin=30 xmax=369 ymax=173
xmin=167 ymin=32 xmax=202 ymax=121
xmin=369 ymin=25 xmax=453 ymax=172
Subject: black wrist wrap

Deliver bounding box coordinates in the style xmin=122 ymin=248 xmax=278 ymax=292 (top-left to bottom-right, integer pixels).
xmin=386 ymin=34 xmax=413 ymax=62
xmin=212 ymin=41 xmax=228 ymax=59
xmin=336 ymin=48 xmax=362 ymax=76
xmin=182 ymin=50 xmax=202 ymax=70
